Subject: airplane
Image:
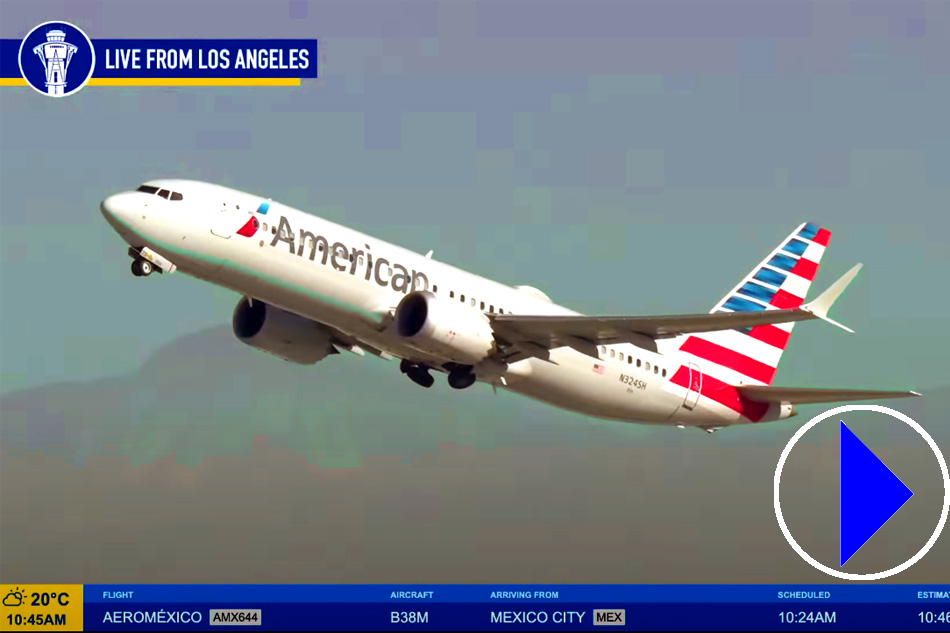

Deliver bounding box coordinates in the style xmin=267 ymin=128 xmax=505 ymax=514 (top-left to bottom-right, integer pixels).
xmin=99 ymin=179 xmax=919 ymax=433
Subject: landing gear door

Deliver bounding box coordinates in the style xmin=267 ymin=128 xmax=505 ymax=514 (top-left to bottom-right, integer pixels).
xmin=683 ymin=362 xmax=702 ymax=410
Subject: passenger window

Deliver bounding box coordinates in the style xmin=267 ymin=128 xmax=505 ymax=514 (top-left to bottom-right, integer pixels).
xmin=645 ymin=362 xmax=651 ymax=371
xmin=262 ymin=223 xmax=268 ymax=231
xmin=600 ymin=346 xmax=606 ymax=354
xmin=619 ymin=352 xmax=624 ymax=361
xmin=358 ymin=256 xmax=364 ymax=265
xmin=654 ymin=366 xmax=659 ymax=374
xmin=461 ymin=295 xmax=465 ymax=303
xmin=499 ymin=308 xmax=504 ymax=314
xmin=158 ymin=189 xmax=170 ymax=199
xmin=490 ymin=305 xmax=494 ymax=312
xmin=662 ymin=369 xmax=667 ymax=377
xmin=433 ymin=285 xmax=438 ymax=293
xmin=610 ymin=349 xmax=616 ymax=358
xmin=170 ymin=191 xmax=183 ymax=201
xmin=480 ymin=301 xmax=485 ymax=310
xmin=271 ymin=226 xmax=277 ymax=235
xmin=450 ymin=290 xmax=455 ymax=298
xmin=637 ymin=359 xmax=642 ymax=368
xmin=471 ymin=298 xmax=476 ymax=307
xmin=627 ymin=356 xmax=633 ymax=364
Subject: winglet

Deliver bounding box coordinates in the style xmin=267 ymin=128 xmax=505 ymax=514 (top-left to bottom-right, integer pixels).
xmin=802 ymin=263 xmax=862 ymax=333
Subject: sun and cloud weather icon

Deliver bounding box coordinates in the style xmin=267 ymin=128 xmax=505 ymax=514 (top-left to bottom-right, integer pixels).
xmin=3 ymin=587 xmax=25 ymax=607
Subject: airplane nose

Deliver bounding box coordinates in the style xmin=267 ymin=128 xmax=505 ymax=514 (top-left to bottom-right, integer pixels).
xmin=100 ymin=192 xmax=134 ymax=227
xmin=100 ymin=195 xmax=117 ymax=219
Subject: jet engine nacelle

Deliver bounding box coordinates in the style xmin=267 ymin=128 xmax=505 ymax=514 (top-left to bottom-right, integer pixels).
xmin=232 ymin=297 xmax=336 ymax=365
xmin=395 ymin=291 xmax=495 ymax=365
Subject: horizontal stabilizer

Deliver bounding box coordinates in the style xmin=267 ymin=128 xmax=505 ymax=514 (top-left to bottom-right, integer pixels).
xmin=737 ymin=385 xmax=921 ymax=405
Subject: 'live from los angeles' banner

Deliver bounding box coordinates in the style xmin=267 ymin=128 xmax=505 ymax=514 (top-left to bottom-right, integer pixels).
xmin=1 ymin=21 xmax=318 ymax=96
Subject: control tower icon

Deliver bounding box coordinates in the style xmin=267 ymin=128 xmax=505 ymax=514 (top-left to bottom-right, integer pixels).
xmin=32 ymin=29 xmax=78 ymax=96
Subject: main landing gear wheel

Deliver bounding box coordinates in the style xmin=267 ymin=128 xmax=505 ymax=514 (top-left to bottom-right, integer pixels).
xmin=131 ymin=259 xmax=153 ymax=277
xmin=448 ymin=370 xmax=477 ymax=390
xmin=406 ymin=366 xmax=435 ymax=389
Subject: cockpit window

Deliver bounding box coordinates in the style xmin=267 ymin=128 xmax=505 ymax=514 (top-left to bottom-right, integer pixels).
xmin=136 ymin=186 xmax=184 ymax=200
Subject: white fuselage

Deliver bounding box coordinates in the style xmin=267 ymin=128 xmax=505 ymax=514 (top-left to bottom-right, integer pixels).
xmin=100 ymin=179 xmax=789 ymax=428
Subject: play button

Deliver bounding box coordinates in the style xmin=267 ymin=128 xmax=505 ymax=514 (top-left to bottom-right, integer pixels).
xmin=840 ymin=421 xmax=914 ymax=566
xmin=774 ymin=404 xmax=950 ymax=580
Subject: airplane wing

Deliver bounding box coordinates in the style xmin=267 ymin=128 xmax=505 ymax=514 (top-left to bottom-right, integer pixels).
xmin=492 ymin=308 xmax=819 ymax=342
xmin=736 ymin=386 xmax=921 ymax=404
xmin=490 ymin=264 xmax=862 ymax=354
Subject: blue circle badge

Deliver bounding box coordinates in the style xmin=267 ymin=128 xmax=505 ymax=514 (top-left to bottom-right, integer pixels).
xmin=18 ymin=21 xmax=95 ymax=98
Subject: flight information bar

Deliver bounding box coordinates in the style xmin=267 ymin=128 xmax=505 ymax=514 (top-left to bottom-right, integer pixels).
xmin=83 ymin=584 xmax=948 ymax=602
xmin=3 ymin=584 xmax=948 ymax=632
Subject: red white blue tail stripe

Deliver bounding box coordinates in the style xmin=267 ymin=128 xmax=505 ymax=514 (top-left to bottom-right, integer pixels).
xmin=668 ymin=222 xmax=831 ymax=421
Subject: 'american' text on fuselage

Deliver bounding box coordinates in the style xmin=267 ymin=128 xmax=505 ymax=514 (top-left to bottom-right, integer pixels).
xmin=269 ymin=215 xmax=429 ymax=294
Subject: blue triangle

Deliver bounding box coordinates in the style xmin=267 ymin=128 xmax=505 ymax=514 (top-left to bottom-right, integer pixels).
xmin=840 ymin=421 xmax=913 ymax=566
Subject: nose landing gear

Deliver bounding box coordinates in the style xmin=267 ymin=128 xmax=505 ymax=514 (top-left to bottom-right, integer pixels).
xmin=131 ymin=258 xmax=153 ymax=277
xmin=127 ymin=246 xmax=175 ymax=278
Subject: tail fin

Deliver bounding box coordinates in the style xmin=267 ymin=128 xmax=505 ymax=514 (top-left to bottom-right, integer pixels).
xmin=676 ymin=222 xmax=831 ymax=386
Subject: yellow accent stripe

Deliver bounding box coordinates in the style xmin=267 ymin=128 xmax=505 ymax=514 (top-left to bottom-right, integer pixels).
xmin=0 ymin=77 xmax=301 ymax=87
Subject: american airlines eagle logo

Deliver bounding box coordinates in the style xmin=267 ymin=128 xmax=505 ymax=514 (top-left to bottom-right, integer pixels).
xmin=237 ymin=216 xmax=260 ymax=237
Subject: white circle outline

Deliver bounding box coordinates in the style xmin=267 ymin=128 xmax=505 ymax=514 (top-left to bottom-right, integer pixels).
xmin=18 ymin=20 xmax=96 ymax=98
xmin=774 ymin=404 xmax=949 ymax=580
